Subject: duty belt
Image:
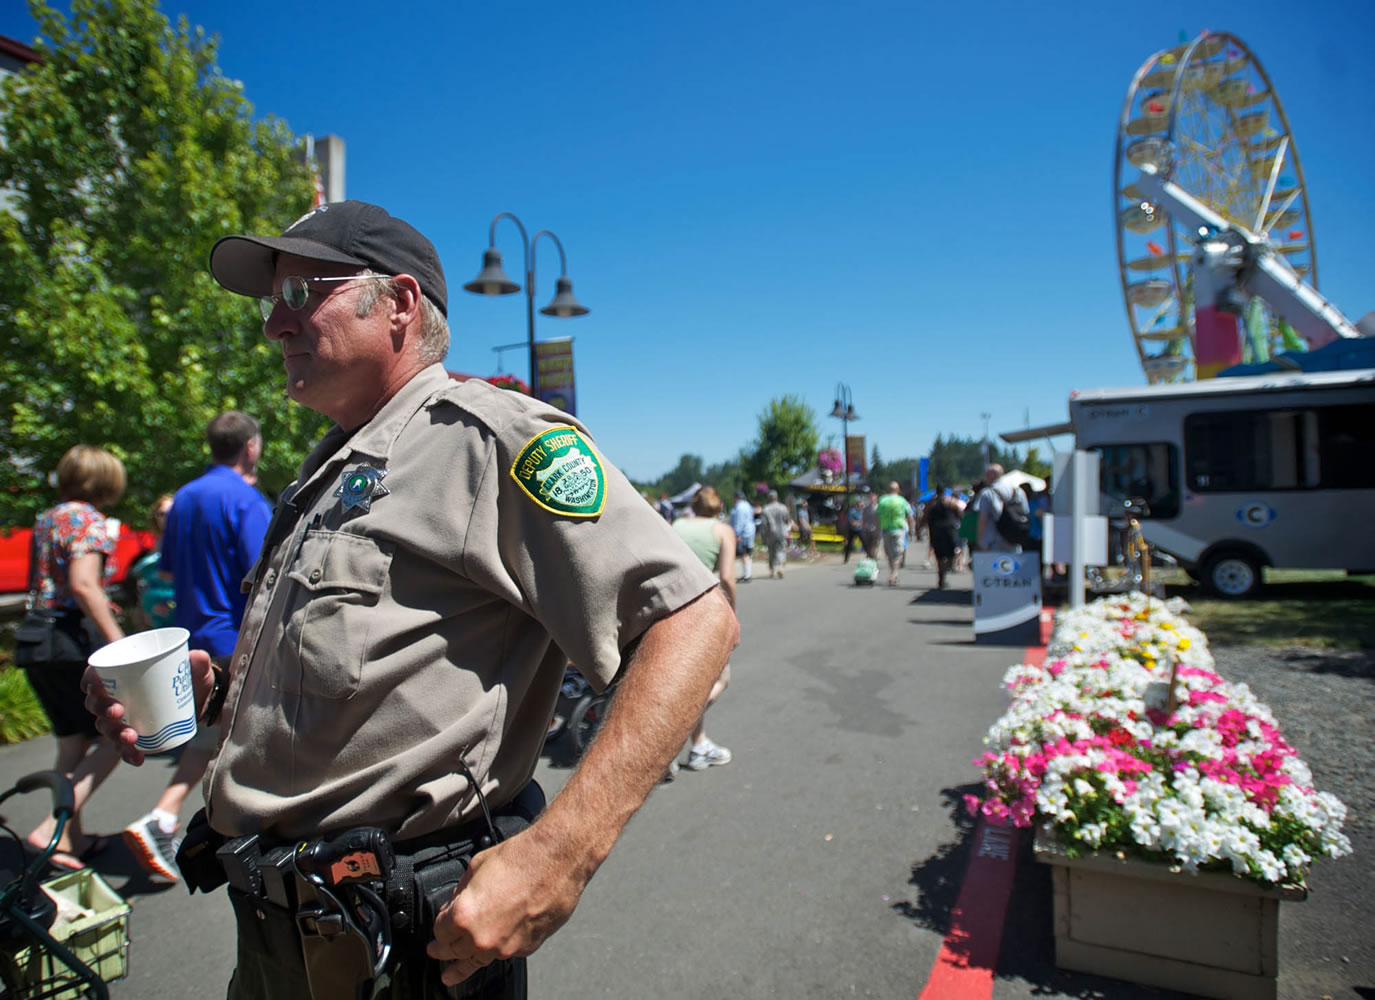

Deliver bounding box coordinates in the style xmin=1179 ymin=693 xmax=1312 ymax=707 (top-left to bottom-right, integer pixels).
xmin=176 ymin=782 xmax=546 ymax=999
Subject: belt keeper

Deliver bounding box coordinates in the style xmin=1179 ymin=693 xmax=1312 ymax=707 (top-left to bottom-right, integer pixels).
xmin=386 ymin=853 xmax=416 ymax=933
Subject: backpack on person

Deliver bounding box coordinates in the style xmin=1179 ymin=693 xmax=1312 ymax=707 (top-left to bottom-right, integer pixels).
xmin=994 ymin=487 xmax=1033 ymax=548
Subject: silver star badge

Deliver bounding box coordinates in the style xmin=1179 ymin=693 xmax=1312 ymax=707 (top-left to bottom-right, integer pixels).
xmin=334 ymin=465 xmax=390 ymax=513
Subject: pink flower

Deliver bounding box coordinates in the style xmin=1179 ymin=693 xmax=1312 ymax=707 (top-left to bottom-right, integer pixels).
xmin=962 ymin=793 xmax=981 ymax=816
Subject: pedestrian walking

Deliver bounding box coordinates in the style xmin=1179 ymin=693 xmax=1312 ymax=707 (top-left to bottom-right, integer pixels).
xmin=876 ymin=481 xmax=910 ymax=587
xmin=671 ymin=486 xmax=737 ymax=772
xmin=18 ymin=445 xmax=125 ymax=871
xmin=922 ymin=486 xmax=963 ymax=589
xmin=122 ymin=410 xmax=272 ymax=882
xmin=793 ymin=497 xmax=817 ymax=559
xmin=760 ymin=489 xmax=792 ymax=579
xmin=730 ymin=490 xmax=756 ymax=582
xmin=87 ymin=200 xmax=738 ymax=998
xmin=860 ymin=489 xmax=880 ymax=560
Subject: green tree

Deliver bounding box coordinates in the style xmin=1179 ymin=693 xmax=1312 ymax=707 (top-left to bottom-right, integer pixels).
xmin=884 ymin=456 xmax=920 ymax=492
xmin=867 ymin=444 xmax=886 ymax=489
xmin=1022 ymin=446 xmax=1054 ymax=482
xmin=741 ymin=395 xmax=819 ymax=492
xmin=0 ymin=0 xmax=323 ymax=525
xmin=702 ymin=455 xmax=743 ymax=502
xmin=927 ymin=434 xmax=984 ymax=486
xmin=658 ymin=453 xmax=705 ymax=496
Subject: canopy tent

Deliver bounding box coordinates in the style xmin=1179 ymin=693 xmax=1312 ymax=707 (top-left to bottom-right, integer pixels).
xmin=788 ymin=467 xmax=862 ymax=492
xmin=666 ymin=482 xmax=701 ymax=507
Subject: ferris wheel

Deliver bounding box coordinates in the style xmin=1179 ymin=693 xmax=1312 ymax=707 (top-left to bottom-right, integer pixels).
xmin=1113 ymin=30 xmax=1318 ymax=382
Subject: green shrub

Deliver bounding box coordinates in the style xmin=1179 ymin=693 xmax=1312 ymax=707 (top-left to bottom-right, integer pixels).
xmin=0 ymin=665 xmax=50 ymax=744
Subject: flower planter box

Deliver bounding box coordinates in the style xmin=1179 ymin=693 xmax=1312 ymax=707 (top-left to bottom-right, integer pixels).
xmin=1034 ymin=829 xmax=1306 ymax=1000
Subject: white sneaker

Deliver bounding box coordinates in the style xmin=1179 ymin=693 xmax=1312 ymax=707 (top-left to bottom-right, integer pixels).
xmin=684 ymin=742 xmax=732 ymax=770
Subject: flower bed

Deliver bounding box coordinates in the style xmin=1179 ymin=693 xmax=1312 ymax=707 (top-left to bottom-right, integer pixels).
xmin=971 ymin=592 xmax=1350 ymax=887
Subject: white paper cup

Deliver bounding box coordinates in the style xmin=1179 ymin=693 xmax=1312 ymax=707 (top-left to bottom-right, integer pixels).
xmin=88 ymin=627 xmax=197 ymax=754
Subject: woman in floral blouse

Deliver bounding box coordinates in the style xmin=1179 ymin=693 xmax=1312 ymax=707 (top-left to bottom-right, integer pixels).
xmin=23 ymin=445 xmax=128 ymax=870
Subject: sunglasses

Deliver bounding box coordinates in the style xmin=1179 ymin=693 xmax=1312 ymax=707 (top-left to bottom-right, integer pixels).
xmin=259 ymin=274 xmax=395 ymax=321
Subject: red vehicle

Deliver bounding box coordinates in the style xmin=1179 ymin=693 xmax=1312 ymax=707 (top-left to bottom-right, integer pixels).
xmin=0 ymin=522 xmax=157 ymax=597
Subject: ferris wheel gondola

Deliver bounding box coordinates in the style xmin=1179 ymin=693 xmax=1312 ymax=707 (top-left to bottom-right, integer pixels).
xmin=1113 ymin=31 xmax=1319 ymax=382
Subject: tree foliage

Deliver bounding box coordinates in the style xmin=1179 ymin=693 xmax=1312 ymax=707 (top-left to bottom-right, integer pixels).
xmin=866 ymin=444 xmax=886 ymax=489
xmin=925 ymin=434 xmax=1028 ymax=488
xmin=741 ymin=394 xmax=819 ymax=492
xmin=658 ymin=453 xmax=705 ymax=496
xmin=0 ymin=0 xmax=324 ymax=525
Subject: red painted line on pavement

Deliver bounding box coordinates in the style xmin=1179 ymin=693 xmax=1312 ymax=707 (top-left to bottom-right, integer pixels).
xmin=914 ymin=608 xmax=1052 ymax=1000
xmin=916 ymin=815 xmax=1021 ymax=1000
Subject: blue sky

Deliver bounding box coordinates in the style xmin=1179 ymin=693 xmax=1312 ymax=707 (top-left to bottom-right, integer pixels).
xmin=4 ymin=1 xmax=1372 ymax=482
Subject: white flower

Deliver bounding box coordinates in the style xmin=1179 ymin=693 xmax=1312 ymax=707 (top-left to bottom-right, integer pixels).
xmin=974 ymin=593 xmax=1350 ymax=887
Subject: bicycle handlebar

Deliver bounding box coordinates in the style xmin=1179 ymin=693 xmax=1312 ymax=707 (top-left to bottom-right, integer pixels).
xmin=13 ymin=771 xmax=76 ymax=820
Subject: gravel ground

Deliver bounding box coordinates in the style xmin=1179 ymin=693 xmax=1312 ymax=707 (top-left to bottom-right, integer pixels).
xmin=1208 ymin=642 xmax=1375 ymax=1000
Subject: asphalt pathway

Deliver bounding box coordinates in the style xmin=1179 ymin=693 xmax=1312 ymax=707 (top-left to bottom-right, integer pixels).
xmin=1 ymin=553 xmax=1364 ymax=998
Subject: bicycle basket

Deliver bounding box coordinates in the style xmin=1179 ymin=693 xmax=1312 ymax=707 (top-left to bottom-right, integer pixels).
xmin=5 ymin=868 xmax=129 ymax=999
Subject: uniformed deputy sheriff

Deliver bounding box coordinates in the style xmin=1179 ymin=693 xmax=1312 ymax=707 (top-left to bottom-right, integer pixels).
xmin=85 ymin=201 xmax=739 ymax=998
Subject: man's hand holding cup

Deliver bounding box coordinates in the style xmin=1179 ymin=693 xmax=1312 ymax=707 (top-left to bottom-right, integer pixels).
xmin=84 ymin=636 xmax=216 ymax=767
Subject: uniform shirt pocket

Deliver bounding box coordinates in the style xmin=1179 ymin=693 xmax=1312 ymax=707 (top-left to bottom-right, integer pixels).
xmin=278 ymin=530 xmax=393 ymax=700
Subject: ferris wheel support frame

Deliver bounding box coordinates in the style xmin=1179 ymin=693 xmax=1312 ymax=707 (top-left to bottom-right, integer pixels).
xmin=1134 ymin=162 xmax=1361 ymax=354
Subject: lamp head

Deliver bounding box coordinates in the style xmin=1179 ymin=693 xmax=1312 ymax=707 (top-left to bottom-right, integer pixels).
xmin=539 ymin=276 xmax=589 ymax=318
xmin=829 ymin=400 xmax=845 ymax=419
xmin=463 ymin=248 xmax=520 ymax=296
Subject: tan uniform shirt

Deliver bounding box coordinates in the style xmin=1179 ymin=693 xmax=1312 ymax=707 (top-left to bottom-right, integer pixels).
xmin=204 ymin=365 xmax=718 ymax=841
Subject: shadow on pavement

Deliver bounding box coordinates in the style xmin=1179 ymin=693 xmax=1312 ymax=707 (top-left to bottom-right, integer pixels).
xmin=891 ymin=783 xmax=979 ymax=934
xmin=909 ymin=589 xmax=971 ymax=606
xmin=893 ymin=784 xmax=1194 ymax=998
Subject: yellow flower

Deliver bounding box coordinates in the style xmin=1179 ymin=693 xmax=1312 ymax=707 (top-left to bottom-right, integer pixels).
xmin=1177 ymin=637 xmax=1191 ymax=650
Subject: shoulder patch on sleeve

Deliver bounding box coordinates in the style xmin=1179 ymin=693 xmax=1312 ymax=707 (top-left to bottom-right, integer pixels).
xmin=509 ymin=425 xmax=607 ymax=517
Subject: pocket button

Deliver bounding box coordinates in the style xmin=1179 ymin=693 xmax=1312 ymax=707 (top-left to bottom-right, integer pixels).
xmin=309 ymin=569 xmax=322 ymax=583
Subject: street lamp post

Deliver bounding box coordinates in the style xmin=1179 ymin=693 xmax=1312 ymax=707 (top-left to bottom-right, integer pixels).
xmin=829 ymin=383 xmax=860 ymax=489
xmin=463 ymin=212 xmax=588 ymax=396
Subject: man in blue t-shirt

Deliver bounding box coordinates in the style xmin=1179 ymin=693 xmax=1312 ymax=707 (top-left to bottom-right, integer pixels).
xmin=162 ymin=412 xmax=272 ymax=656
xmin=122 ymin=411 xmax=271 ymax=881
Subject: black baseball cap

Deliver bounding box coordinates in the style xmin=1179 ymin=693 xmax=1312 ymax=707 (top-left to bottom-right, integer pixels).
xmin=209 ymin=201 xmax=448 ymax=316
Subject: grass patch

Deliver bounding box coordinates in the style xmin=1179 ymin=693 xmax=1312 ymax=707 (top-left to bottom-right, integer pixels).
xmin=0 ymin=622 xmax=51 ymax=743
xmin=1163 ymin=571 xmax=1375 ymax=650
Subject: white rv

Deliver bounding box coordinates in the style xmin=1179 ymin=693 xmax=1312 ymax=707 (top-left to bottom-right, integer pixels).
xmin=1012 ymin=368 xmax=1375 ymax=597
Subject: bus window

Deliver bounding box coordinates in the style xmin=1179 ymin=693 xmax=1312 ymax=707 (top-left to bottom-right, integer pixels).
xmin=1185 ymin=409 xmax=1321 ymax=491
xmin=1317 ymin=404 xmax=1375 ymax=489
xmin=1095 ymin=442 xmax=1179 ymax=518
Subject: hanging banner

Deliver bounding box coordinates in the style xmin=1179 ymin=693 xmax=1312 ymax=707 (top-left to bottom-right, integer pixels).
xmin=846 ymin=435 xmax=867 ymax=477
xmin=533 ymin=338 xmax=576 ymax=416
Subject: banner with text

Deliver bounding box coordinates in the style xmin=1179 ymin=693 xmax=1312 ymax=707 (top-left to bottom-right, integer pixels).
xmin=846 ymin=435 xmax=867 ymax=478
xmin=533 ymin=338 xmax=576 ymax=417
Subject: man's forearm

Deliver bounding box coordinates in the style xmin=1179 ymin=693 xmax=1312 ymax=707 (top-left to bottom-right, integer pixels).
xmin=530 ymin=587 xmax=738 ymax=875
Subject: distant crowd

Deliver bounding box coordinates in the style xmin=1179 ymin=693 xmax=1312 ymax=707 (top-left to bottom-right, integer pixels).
xmin=643 ymin=463 xmax=1054 ymax=590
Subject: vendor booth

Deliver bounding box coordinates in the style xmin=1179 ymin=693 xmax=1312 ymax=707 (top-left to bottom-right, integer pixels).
xmin=787 ymin=468 xmax=863 ymax=545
